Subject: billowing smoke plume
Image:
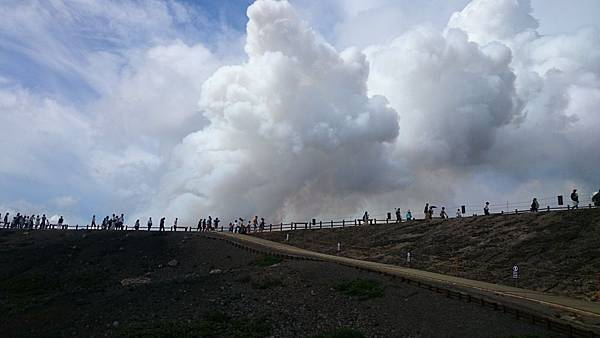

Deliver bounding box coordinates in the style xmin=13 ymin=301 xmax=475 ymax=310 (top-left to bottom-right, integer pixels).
xmin=150 ymin=0 xmax=401 ymax=222
xmin=148 ymin=0 xmax=600 ymax=223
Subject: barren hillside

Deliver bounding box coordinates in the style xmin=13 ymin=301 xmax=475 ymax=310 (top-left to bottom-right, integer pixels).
xmin=256 ymin=208 xmax=600 ymax=301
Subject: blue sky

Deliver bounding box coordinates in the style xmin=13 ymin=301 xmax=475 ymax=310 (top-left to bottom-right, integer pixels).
xmin=1 ymin=0 xmax=599 ymax=225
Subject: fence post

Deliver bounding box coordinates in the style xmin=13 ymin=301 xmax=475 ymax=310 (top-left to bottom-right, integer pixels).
xmin=280 ymin=223 xmax=283 ymax=231
xmin=269 ymin=224 xmax=272 ymax=232
xmin=342 ymin=220 xmax=345 ymax=227
xmin=515 ymin=209 xmax=518 ymax=214
xmin=305 ymin=223 xmax=308 ymax=230
xmin=547 ymin=206 xmax=550 ymax=212
xmin=76 ymin=224 xmax=78 ymax=230
xmin=319 ymin=221 xmax=322 ymax=229
xmin=330 ymin=220 xmax=333 ymax=228
xmin=354 ymin=219 xmax=357 ymax=226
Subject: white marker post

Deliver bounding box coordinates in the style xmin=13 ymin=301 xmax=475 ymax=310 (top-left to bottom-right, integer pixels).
xmin=337 ymin=242 xmax=341 ymax=252
xmin=285 ymin=234 xmax=289 ymax=242
xmin=407 ymin=252 xmax=411 ymax=265
xmin=512 ymin=265 xmax=519 ymax=287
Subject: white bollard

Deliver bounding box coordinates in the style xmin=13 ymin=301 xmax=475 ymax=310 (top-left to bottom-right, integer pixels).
xmin=285 ymin=234 xmax=289 ymax=242
xmin=337 ymin=242 xmax=341 ymax=252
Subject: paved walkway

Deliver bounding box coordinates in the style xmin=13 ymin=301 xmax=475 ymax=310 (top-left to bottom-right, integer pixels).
xmin=208 ymin=232 xmax=600 ymax=335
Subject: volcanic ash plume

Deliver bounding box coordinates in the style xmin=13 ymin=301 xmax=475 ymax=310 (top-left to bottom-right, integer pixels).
xmin=150 ymin=0 xmax=401 ymax=223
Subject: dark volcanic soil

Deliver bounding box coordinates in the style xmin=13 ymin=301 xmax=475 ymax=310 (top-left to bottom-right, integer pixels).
xmin=256 ymin=208 xmax=600 ymax=301
xmin=0 ymin=230 xmax=554 ymax=337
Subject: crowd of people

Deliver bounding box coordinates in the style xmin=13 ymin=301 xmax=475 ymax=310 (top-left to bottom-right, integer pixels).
xmin=1 ymin=213 xmax=64 ymax=230
xmin=2 ymin=189 xmax=599 ymax=232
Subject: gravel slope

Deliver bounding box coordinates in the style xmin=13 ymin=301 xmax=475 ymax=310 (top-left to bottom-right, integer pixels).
xmin=0 ymin=230 xmax=554 ymax=337
xmin=256 ymin=208 xmax=600 ymax=301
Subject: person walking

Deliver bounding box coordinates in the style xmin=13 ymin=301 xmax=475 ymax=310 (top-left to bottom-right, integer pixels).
xmin=215 ymin=217 xmax=221 ymax=231
xmin=593 ymin=189 xmax=600 ymax=207
xmin=530 ymin=198 xmax=539 ymax=212
xmin=159 ymin=217 xmax=165 ymax=231
xmin=570 ymin=189 xmax=579 ymax=209
xmin=147 ymin=217 xmax=153 ymax=231
xmin=395 ymin=208 xmax=402 ymax=223
xmin=173 ymin=218 xmax=178 ymax=231
xmin=440 ymin=207 xmax=448 ymax=219
xmin=91 ymin=215 xmax=96 ymax=229
xmin=484 ymin=202 xmax=490 ymax=215
xmin=424 ymin=203 xmax=429 ymax=219
xmin=134 ymin=219 xmax=140 ymax=230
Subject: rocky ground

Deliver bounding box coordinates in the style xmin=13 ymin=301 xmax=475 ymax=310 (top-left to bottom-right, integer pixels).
xmin=0 ymin=230 xmax=554 ymax=337
xmin=256 ymin=208 xmax=600 ymax=302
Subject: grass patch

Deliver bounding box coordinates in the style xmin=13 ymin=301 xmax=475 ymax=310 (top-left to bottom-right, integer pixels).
xmin=251 ymin=276 xmax=283 ymax=290
xmin=253 ymin=255 xmax=283 ymax=267
xmin=334 ymin=279 xmax=384 ymax=300
xmin=121 ymin=313 xmax=271 ymax=338
xmin=313 ymin=328 xmax=365 ymax=338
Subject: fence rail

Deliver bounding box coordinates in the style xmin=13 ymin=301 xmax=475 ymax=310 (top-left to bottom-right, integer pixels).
xmin=1 ymin=203 xmax=597 ymax=234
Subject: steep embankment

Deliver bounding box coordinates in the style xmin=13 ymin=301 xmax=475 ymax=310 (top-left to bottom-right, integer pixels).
xmin=256 ymin=208 xmax=600 ymax=301
xmin=0 ymin=230 xmax=551 ymax=337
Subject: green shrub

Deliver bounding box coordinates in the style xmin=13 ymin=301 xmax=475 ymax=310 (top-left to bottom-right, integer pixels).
xmin=253 ymin=255 xmax=283 ymax=267
xmin=334 ymin=279 xmax=384 ymax=300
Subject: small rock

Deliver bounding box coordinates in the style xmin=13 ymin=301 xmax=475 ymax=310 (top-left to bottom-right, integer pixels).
xmin=310 ymin=290 xmax=316 ymax=296
xmin=209 ymin=268 xmax=222 ymax=274
xmin=168 ymin=259 xmax=179 ymax=267
xmin=82 ymin=234 xmax=87 ymax=239
xmin=121 ymin=277 xmax=151 ymax=286
xmin=158 ymin=264 xmax=163 ymax=268
xmin=112 ymin=321 xmax=120 ymax=328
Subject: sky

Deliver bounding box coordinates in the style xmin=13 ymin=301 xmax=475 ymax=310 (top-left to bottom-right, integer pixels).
xmin=1 ymin=0 xmax=599 ymax=226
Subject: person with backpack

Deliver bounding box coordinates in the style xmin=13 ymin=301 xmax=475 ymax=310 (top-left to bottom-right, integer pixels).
xmin=593 ymin=189 xmax=600 ymax=207
xmin=530 ymin=198 xmax=539 ymax=212
xmin=571 ymin=189 xmax=579 ymax=209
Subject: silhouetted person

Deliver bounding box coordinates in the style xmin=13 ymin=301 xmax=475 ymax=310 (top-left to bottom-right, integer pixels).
xmin=173 ymin=218 xmax=178 ymax=231
xmin=41 ymin=214 xmax=47 ymax=230
xmin=252 ymin=216 xmax=258 ymax=232
xmin=3 ymin=213 xmax=8 ymax=228
xmin=58 ymin=216 xmax=64 ymax=229
xmin=593 ymin=189 xmax=600 ymax=207
xmin=259 ymin=217 xmax=265 ymax=232
xmin=395 ymin=208 xmax=402 ymax=223
xmin=197 ymin=219 xmax=202 ymax=231
xmin=440 ymin=207 xmax=448 ymax=219
xmin=571 ymin=189 xmax=579 ymax=209
xmin=362 ymin=211 xmax=369 ymax=225
xmin=424 ymin=203 xmax=429 ymax=219
xmin=484 ymin=202 xmax=490 ymax=215
xmin=215 ymin=217 xmax=220 ymax=231
xmin=147 ymin=217 xmax=153 ymax=231
xmin=35 ymin=215 xmax=40 ymax=229
xmin=159 ymin=217 xmax=165 ymax=231
xmin=91 ymin=215 xmax=96 ymax=229
xmin=530 ymin=198 xmax=539 ymax=212
xmin=134 ymin=219 xmax=140 ymax=230
xmin=428 ymin=206 xmax=436 ymax=219
xmin=456 ymin=209 xmax=462 ymax=218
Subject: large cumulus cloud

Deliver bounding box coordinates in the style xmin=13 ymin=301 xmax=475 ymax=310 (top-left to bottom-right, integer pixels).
xmin=150 ymin=0 xmax=401 ymax=223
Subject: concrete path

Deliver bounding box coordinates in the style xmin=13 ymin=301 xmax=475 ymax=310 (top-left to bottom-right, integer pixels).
xmin=207 ymin=231 xmax=600 ymax=336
